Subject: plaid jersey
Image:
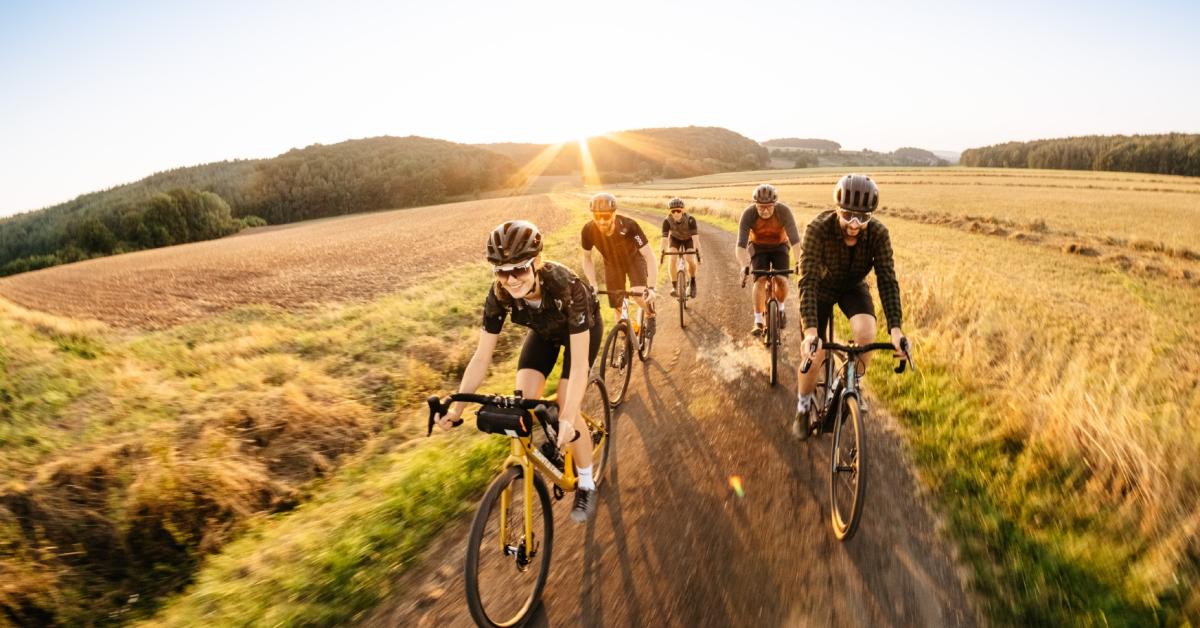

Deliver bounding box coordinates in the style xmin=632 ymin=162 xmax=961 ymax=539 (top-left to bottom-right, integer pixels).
xmin=798 ymin=210 xmax=902 ymax=331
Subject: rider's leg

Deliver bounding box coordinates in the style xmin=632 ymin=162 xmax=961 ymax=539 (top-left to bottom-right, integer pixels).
xmin=848 ymin=313 xmax=877 ymax=373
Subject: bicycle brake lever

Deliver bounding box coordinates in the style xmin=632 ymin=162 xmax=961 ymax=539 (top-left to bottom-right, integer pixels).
xmin=426 ymin=395 xmax=460 ymax=436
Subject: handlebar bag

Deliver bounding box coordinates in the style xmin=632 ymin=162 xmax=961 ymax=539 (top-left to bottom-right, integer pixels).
xmin=476 ymin=404 xmax=533 ymax=438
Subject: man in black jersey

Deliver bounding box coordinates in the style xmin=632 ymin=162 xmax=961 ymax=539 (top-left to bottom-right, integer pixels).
xmin=580 ymin=192 xmax=659 ymax=333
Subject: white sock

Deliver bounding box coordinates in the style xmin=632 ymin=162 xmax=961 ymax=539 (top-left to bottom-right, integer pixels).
xmin=576 ymin=465 xmax=595 ymax=491
xmin=754 ymin=312 xmax=764 ymax=325
xmin=797 ymin=393 xmax=814 ymax=413
xmin=777 ymin=302 xmax=785 ymax=313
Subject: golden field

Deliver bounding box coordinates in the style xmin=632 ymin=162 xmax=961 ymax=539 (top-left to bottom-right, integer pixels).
xmin=613 ymin=167 xmax=1200 ymax=623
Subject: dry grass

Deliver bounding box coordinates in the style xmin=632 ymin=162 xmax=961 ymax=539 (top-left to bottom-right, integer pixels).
xmin=0 ymin=195 xmax=578 ymax=625
xmin=0 ymin=196 xmax=569 ymax=329
xmin=619 ymin=168 xmax=1200 ymax=622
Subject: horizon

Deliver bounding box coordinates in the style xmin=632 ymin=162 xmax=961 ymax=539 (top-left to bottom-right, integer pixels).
xmin=3 ymin=0 xmax=1198 ymax=217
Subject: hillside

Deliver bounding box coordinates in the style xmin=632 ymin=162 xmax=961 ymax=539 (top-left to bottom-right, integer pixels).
xmin=0 ymin=137 xmax=519 ymax=276
xmin=761 ymin=138 xmax=841 ymax=151
xmin=476 ymin=126 xmax=769 ymax=180
xmin=960 ymin=133 xmax=1200 ymax=176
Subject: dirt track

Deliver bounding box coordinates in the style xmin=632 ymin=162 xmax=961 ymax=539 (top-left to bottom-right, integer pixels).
xmin=363 ymin=217 xmax=980 ymax=627
xmin=0 ymin=196 xmax=569 ymax=328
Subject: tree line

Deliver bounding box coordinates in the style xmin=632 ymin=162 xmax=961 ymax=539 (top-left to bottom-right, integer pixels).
xmin=0 ymin=137 xmax=518 ymax=276
xmin=475 ymin=126 xmax=770 ymax=180
xmin=960 ymin=133 xmax=1200 ymax=176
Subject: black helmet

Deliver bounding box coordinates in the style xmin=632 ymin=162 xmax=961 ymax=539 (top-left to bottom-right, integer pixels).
xmin=589 ymin=193 xmax=617 ymax=213
xmin=668 ymin=197 xmax=685 ymax=209
xmin=834 ymin=174 xmax=879 ymax=212
xmin=486 ymin=220 xmax=543 ymax=266
xmin=752 ymin=184 xmax=777 ymax=204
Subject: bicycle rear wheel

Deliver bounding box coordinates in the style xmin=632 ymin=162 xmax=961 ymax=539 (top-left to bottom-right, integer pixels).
xmin=599 ymin=323 xmax=632 ymax=409
xmin=677 ymin=269 xmax=687 ymax=328
xmin=466 ymin=466 xmax=553 ymax=627
xmin=768 ymin=303 xmax=779 ymax=386
xmin=830 ymin=394 xmax=866 ymax=541
xmin=581 ymin=376 xmax=613 ymax=484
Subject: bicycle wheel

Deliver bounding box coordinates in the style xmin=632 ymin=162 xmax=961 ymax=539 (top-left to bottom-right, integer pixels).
xmin=768 ymin=302 xmax=779 ymax=386
xmin=466 ymin=465 xmax=553 ymax=627
xmin=637 ymin=307 xmax=653 ymax=362
xmin=830 ymin=394 xmax=866 ymax=541
xmin=599 ymin=323 xmax=632 ymax=408
xmin=677 ymin=269 xmax=687 ymax=328
xmin=581 ymin=375 xmax=613 ymax=484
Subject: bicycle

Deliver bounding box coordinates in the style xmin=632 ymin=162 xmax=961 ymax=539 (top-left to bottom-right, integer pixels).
xmin=798 ymin=320 xmax=912 ymax=541
xmin=741 ymin=267 xmax=794 ymax=386
xmin=425 ymin=376 xmax=612 ymax=627
xmin=596 ymin=288 xmax=653 ymax=408
xmin=661 ymin=250 xmax=700 ymax=328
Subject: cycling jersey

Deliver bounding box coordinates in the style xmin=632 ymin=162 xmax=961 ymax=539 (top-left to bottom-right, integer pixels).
xmin=798 ymin=210 xmax=902 ymax=332
xmin=662 ymin=213 xmax=698 ymax=243
xmin=737 ymin=203 xmax=801 ymax=248
xmin=482 ymin=261 xmax=600 ymax=341
xmin=581 ymin=216 xmax=648 ymax=272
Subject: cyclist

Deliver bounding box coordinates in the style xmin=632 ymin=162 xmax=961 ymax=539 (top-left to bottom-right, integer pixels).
xmin=434 ymin=220 xmax=604 ymax=522
xmin=581 ymin=192 xmax=659 ymax=334
xmin=735 ymin=183 xmax=802 ymax=336
xmin=660 ymin=197 xmax=702 ymax=298
xmin=794 ymin=174 xmax=908 ymax=437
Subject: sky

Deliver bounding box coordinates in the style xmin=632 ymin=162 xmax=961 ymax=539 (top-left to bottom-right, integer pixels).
xmin=2 ymin=0 xmax=1198 ymax=216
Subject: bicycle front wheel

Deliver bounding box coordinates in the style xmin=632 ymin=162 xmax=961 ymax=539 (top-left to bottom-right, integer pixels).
xmin=600 ymin=323 xmax=632 ymax=408
xmin=677 ymin=269 xmax=687 ymax=328
xmin=465 ymin=466 xmax=553 ymax=628
xmin=830 ymin=394 xmax=866 ymax=541
xmin=637 ymin=308 xmax=653 ymax=362
xmin=768 ymin=304 xmax=779 ymax=387
xmin=582 ymin=375 xmax=613 ymax=484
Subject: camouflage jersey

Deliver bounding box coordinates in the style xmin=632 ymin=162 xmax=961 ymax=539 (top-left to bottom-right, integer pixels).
xmin=482 ymin=261 xmax=600 ymax=341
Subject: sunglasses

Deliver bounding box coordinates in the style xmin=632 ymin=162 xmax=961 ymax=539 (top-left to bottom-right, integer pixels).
xmin=592 ymin=212 xmax=615 ymax=221
xmin=838 ymin=209 xmax=872 ymax=226
xmin=493 ymin=259 xmax=535 ymax=280
xmin=670 ymin=209 xmax=682 ymax=214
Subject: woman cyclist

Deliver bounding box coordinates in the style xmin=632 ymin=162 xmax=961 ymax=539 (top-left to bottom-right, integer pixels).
xmin=433 ymin=220 xmax=604 ymax=521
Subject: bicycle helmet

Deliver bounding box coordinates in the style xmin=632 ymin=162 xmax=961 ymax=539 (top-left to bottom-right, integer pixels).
xmin=486 ymin=220 xmax=543 ymax=266
xmin=833 ymin=174 xmax=879 ymax=212
xmin=752 ymin=184 xmax=777 ymax=204
xmin=589 ymin=193 xmax=618 ymax=213
xmin=668 ymin=197 xmax=685 ymax=209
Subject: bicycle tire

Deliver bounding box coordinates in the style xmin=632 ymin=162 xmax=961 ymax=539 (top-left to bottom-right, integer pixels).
xmin=583 ymin=376 xmax=613 ymax=484
xmin=637 ymin=307 xmax=653 ymax=362
xmin=677 ymin=269 xmax=687 ymax=328
xmin=465 ymin=466 xmax=553 ymax=627
xmin=768 ymin=302 xmax=779 ymax=387
xmin=830 ymin=394 xmax=866 ymax=541
xmin=599 ymin=323 xmax=632 ymax=409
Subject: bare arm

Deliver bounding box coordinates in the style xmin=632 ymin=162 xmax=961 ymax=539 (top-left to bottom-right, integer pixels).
xmin=581 ymin=248 xmax=598 ymax=288
xmin=439 ymin=331 xmax=499 ymax=426
xmin=639 ymin=243 xmax=659 ymax=288
xmin=735 ymin=245 xmax=750 ymax=270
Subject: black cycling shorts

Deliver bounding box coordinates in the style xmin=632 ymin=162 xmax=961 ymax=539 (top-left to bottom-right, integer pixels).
xmin=668 ymin=235 xmax=695 ymax=250
xmin=749 ymin=243 xmax=789 ymax=273
xmin=517 ymin=323 xmax=603 ymax=379
xmin=602 ymin=256 xmax=649 ymax=308
xmin=816 ymin=282 xmax=875 ymax=340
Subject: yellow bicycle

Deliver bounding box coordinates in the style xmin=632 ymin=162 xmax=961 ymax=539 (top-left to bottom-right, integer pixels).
xmin=426 ymin=375 xmax=611 ymax=627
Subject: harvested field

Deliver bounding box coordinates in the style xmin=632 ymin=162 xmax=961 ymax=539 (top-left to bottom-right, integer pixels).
xmin=0 ymin=196 xmax=569 ymax=328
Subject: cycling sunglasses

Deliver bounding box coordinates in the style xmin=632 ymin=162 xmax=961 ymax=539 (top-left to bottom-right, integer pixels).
xmin=493 ymin=258 xmax=535 ymax=280
xmin=670 ymin=209 xmax=683 ymax=214
xmin=837 ymin=209 xmax=872 ymax=225
xmin=592 ymin=211 xmax=615 ymax=221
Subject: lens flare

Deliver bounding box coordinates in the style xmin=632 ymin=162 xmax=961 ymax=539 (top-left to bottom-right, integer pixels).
xmin=729 ymin=475 xmax=744 ymax=498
